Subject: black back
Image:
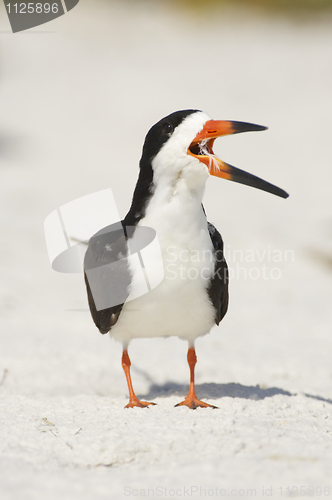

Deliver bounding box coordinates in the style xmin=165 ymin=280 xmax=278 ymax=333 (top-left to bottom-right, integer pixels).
xmin=84 ymin=222 xmax=130 ymax=334
xmin=207 ymin=222 xmax=229 ymax=324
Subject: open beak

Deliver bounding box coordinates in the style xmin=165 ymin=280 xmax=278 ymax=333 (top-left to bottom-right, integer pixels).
xmin=188 ymin=120 xmax=288 ymax=199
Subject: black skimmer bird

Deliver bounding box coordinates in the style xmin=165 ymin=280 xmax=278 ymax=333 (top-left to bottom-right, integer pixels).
xmin=84 ymin=110 xmax=288 ymax=409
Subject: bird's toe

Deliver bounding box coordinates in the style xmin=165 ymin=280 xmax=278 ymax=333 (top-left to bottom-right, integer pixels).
xmin=125 ymin=399 xmax=156 ymax=409
xmin=175 ymin=397 xmax=218 ymax=410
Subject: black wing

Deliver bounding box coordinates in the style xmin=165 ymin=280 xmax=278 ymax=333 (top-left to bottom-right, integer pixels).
xmin=207 ymin=222 xmax=229 ymax=325
xmin=84 ymin=221 xmax=131 ymax=334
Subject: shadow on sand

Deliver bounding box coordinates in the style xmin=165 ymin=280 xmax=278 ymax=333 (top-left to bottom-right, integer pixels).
xmin=139 ymin=382 xmax=332 ymax=405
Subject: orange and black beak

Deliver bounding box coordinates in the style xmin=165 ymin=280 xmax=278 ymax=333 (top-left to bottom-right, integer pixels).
xmin=188 ymin=120 xmax=288 ymax=199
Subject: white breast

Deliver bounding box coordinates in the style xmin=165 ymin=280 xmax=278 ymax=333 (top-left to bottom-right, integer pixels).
xmin=110 ymin=168 xmax=217 ymax=346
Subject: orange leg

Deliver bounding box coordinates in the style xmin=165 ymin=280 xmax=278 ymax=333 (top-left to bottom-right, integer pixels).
xmin=122 ymin=349 xmax=156 ymax=408
xmin=175 ymin=346 xmax=218 ymax=409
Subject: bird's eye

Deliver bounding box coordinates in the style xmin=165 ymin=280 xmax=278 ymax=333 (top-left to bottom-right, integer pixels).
xmin=162 ymin=122 xmax=173 ymax=135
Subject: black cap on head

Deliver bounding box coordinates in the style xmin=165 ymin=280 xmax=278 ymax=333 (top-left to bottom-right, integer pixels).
xmin=141 ymin=109 xmax=199 ymax=162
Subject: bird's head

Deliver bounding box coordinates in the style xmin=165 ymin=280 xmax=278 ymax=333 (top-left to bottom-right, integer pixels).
xmin=141 ymin=109 xmax=288 ymax=199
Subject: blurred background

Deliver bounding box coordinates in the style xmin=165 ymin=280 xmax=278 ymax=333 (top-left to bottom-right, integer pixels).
xmin=175 ymin=0 xmax=332 ymax=13
xmin=0 ymin=0 xmax=332 ymax=493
